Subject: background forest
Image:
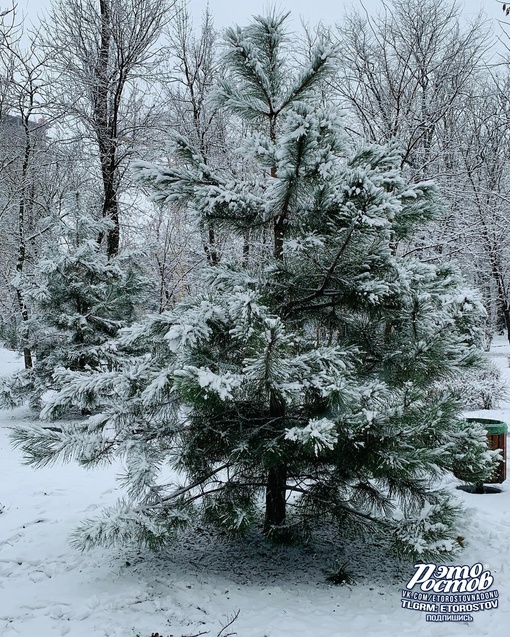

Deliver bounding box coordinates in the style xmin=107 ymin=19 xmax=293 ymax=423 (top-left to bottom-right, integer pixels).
xmin=1 ymin=0 xmax=509 ymax=348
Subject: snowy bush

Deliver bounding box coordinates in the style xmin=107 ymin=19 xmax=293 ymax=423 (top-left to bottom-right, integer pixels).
xmin=0 ymin=212 xmax=147 ymax=411
xmin=450 ymin=419 xmax=502 ymax=485
xmin=448 ymin=361 xmax=506 ymax=410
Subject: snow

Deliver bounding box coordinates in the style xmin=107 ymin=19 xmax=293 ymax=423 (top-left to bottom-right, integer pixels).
xmin=196 ymin=367 xmax=242 ymax=400
xmin=1 ymin=342 xmax=510 ymax=636
xmin=285 ymin=418 xmax=338 ymax=453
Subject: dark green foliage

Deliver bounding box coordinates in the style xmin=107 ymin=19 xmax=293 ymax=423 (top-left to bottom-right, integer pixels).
xmin=450 ymin=419 xmax=501 ymax=486
xmin=0 ymin=212 xmax=146 ymax=410
xmin=10 ymin=13 xmax=499 ymax=560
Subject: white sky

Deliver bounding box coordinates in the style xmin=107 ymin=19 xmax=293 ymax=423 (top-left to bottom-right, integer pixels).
xmin=20 ymin=0 xmax=506 ymax=31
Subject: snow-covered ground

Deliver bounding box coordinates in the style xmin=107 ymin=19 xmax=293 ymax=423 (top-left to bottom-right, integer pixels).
xmin=1 ymin=343 xmax=509 ymax=637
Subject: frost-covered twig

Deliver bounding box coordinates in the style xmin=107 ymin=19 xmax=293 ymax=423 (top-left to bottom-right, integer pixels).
xmin=217 ymin=609 xmax=240 ymax=637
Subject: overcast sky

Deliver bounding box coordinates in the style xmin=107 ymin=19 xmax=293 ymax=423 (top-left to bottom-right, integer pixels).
xmin=20 ymin=0 xmax=506 ymax=31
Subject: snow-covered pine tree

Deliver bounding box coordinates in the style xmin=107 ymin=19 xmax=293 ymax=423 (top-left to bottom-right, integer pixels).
xmin=1 ymin=208 xmax=146 ymax=410
xmin=12 ymin=13 xmax=498 ymax=559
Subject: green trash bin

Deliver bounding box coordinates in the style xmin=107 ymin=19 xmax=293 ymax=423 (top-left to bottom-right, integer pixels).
xmin=466 ymin=418 xmax=507 ymax=484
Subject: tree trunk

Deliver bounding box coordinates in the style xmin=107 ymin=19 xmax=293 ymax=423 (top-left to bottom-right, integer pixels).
xmin=264 ymin=115 xmax=288 ymax=534
xmin=205 ymin=224 xmax=218 ymax=265
xmin=264 ymin=464 xmax=287 ymax=532
xmin=16 ymin=114 xmax=34 ymax=370
xmin=487 ymin=252 xmax=510 ymax=344
xmin=264 ymin=387 xmax=287 ymax=534
xmin=502 ymin=303 xmax=510 ymax=345
xmin=17 ymin=287 xmax=33 ymax=370
xmin=242 ymin=231 xmax=250 ymax=265
xmin=102 ymin=166 xmax=120 ymax=258
xmin=94 ymin=0 xmax=121 ymax=259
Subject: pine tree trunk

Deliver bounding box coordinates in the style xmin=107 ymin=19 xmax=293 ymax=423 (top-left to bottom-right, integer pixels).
xmin=264 ymin=464 xmax=287 ymax=532
xmin=264 ymin=389 xmax=287 ymax=534
xmin=264 ymin=116 xmax=288 ymax=535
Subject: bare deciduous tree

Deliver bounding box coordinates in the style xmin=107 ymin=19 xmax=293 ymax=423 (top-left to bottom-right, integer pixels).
xmin=0 ymin=7 xmax=52 ymax=367
xmin=451 ymin=73 xmax=510 ymax=341
xmin=164 ymin=3 xmax=226 ymax=267
xmin=42 ymin=0 xmax=175 ymax=257
xmin=334 ymin=0 xmax=489 ymax=178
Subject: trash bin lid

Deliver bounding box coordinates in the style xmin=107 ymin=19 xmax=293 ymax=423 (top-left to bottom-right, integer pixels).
xmin=466 ymin=418 xmax=508 ymax=434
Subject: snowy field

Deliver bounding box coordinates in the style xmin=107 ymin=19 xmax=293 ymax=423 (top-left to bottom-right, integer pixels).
xmin=1 ymin=343 xmax=509 ymax=637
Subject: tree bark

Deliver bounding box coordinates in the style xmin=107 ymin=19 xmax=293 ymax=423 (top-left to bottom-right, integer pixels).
xmin=16 ymin=113 xmax=35 ymax=369
xmin=95 ymin=0 xmax=120 ymax=258
xmin=264 ymin=114 xmax=288 ymax=534
xmin=264 ymin=464 xmax=287 ymax=532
